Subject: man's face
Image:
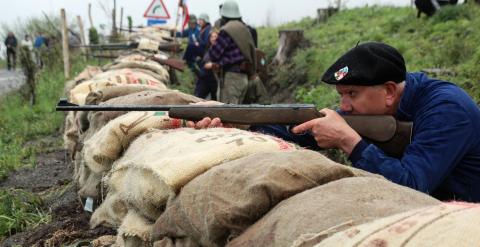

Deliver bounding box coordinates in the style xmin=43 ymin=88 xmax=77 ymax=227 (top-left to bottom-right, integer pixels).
xmin=336 ymin=84 xmax=390 ymax=115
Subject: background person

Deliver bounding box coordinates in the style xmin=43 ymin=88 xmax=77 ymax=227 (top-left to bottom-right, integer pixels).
xmin=208 ymin=0 xmax=257 ymax=104
xmin=175 ymin=15 xmax=201 ymax=78
xmin=196 ymin=30 xmax=219 ymax=100
xmin=4 ymin=32 xmax=18 ymax=70
xmin=197 ymin=13 xmax=212 ymax=58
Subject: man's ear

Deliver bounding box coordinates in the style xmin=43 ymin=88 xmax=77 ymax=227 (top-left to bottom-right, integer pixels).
xmin=384 ymin=81 xmax=398 ymax=107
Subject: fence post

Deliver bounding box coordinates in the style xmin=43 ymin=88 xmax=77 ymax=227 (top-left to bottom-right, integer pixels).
xmin=61 ymin=8 xmax=71 ymax=79
xmin=77 ymin=15 xmax=88 ymax=61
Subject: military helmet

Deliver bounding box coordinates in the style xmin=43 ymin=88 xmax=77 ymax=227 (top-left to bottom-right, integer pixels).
xmin=220 ymin=0 xmax=242 ymax=18
xmin=188 ymin=14 xmax=197 ymax=24
xmin=199 ymin=13 xmax=210 ymax=23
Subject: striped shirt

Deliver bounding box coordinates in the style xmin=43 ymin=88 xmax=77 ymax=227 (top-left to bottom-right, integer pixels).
xmin=209 ymin=30 xmax=245 ymax=72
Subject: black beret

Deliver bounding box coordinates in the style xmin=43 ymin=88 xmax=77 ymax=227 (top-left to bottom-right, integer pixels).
xmin=321 ymin=42 xmax=406 ymax=86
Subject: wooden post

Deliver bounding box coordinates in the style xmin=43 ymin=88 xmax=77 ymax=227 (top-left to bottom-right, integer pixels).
xmin=77 ymin=15 xmax=87 ymax=61
xmin=111 ymin=0 xmax=118 ymax=41
xmin=88 ymin=3 xmax=94 ymax=28
xmin=61 ymin=8 xmax=70 ymax=79
xmin=317 ymin=7 xmax=339 ymax=23
xmin=272 ymin=29 xmax=305 ymax=66
xmin=119 ymin=7 xmax=124 ymax=34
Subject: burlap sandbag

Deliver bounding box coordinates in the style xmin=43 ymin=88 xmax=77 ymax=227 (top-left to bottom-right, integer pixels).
xmin=91 ymin=193 xmax=128 ymax=229
xmin=127 ymin=29 xmax=172 ymax=43
xmin=138 ymin=38 xmax=161 ymax=52
xmin=69 ymin=79 xmax=165 ymax=105
xmin=84 ymin=85 xmax=165 ymax=105
xmin=63 ymin=111 xmax=80 ymax=158
xmin=117 ymin=210 xmax=155 ymax=246
xmin=77 ymin=90 xmax=202 ymax=200
xmin=82 ymin=90 xmax=202 ymax=171
xmin=75 ymin=65 xmax=103 ymax=83
xmin=153 ymin=150 xmax=376 ymax=247
xmin=91 ymin=68 xmax=164 ymax=86
xmin=154 ymin=238 xmax=199 ymax=247
xmin=107 ymin=128 xmax=298 ymax=221
xmin=317 ymin=202 xmax=480 ymax=247
xmin=66 ymin=85 xmax=161 ymax=159
xmin=103 ymin=61 xmax=169 ymax=83
xmin=91 ymin=68 xmax=155 ymax=81
xmin=63 ymin=66 xmax=103 ymax=97
xmin=85 ymin=89 xmax=202 ymax=131
xmin=83 ymin=111 xmax=185 ymax=174
xmin=227 ymin=177 xmax=440 ymax=247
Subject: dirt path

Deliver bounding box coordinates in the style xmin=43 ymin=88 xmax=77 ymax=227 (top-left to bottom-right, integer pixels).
xmin=0 ymin=137 xmax=114 ymax=247
xmin=0 ymin=69 xmax=25 ymax=97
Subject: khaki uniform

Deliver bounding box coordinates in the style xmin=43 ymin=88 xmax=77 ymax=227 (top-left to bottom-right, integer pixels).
xmin=219 ymin=72 xmax=249 ymax=104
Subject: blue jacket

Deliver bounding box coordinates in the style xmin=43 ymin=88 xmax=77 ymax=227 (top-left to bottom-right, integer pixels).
xmin=250 ymin=72 xmax=480 ymax=202
xmin=177 ymin=26 xmax=201 ymax=62
xmin=198 ymin=24 xmax=211 ymax=54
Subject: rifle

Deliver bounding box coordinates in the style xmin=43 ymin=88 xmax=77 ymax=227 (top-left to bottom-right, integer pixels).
xmin=56 ymin=99 xmax=412 ymax=158
xmin=72 ymin=42 xmax=182 ymax=53
xmin=150 ymin=56 xmax=185 ymax=72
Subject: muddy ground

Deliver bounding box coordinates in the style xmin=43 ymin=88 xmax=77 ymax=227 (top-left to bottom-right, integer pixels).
xmin=0 ymin=138 xmax=115 ymax=247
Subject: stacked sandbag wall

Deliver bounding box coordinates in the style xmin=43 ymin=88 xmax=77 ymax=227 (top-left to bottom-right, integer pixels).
xmin=61 ymin=27 xmax=479 ymax=247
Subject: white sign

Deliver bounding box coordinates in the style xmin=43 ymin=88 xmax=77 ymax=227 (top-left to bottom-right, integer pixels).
xmin=144 ymin=0 xmax=171 ymax=19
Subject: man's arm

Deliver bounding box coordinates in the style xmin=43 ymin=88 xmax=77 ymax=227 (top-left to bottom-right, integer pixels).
xmin=350 ymin=103 xmax=473 ymax=194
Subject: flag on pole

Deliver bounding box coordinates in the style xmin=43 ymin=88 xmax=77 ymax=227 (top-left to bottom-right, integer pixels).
xmin=180 ymin=0 xmax=190 ymax=31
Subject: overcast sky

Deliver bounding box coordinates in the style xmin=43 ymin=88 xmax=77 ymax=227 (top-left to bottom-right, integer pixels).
xmin=0 ymin=0 xmax=415 ymax=32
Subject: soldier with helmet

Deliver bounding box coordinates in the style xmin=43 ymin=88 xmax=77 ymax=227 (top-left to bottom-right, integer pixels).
xmin=206 ymin=0 xmax=258 ymax=104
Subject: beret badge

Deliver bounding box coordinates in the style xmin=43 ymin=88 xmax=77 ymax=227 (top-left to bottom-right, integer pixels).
xmin=334 ymin=66 xmax=349 ymax=81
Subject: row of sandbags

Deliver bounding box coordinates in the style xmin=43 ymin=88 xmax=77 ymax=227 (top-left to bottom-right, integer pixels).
xmin=63 ymin=33 xmax=479 ymax=247
xmin=62 ymin=32 xmax=311 ymax=245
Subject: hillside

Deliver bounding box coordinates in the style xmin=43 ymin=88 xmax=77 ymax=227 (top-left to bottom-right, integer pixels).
xmin=259 ymin=3 xmax=480 ymax=107
xmin=1 ymin=3 xmax=480 ymax=245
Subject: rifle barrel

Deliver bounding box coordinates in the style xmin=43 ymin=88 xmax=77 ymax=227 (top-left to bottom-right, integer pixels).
xmin=56 ymin=100 xmax=316 ymax=112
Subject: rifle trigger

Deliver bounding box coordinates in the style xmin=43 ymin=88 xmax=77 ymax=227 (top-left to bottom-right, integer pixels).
xmin=57 ymin=98 xmax=79 ymax=107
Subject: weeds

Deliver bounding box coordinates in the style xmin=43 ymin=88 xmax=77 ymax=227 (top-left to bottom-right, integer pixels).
xmin=0 ymin=189 xmax=50 ymax=239
xmin=0 ymin=50 xmax=98 ymax=240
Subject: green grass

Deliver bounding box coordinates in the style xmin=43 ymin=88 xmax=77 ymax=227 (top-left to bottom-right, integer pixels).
xmin=0 ymin=51 xmax=97 ymax=240
xmin=257 ymin=3 xmax=480 ymax=107
xmin=0 ymin=189 xmax=50 ymax=238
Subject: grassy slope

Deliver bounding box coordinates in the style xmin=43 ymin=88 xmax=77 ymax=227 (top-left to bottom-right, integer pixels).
xmin=0 ymin=55 xmax=96 ymax=239
xmin=259 ymin=3 xmax=480 ymax=108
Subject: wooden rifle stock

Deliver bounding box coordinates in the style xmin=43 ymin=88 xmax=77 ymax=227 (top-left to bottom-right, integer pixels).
xmin=56 ymin=99 xmax=412 ymax=158
xmin=150 ymin=57 xmax=185 ymax=71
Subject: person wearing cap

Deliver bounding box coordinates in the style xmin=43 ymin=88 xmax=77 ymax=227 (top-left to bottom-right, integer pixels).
xmin=190 ymin=41 xmax=480 ymax=202
xmin=176 ymin=14 xmax=201 ymax=77
xmin=208 ymin=0 xmax=257 ymax=104
xmin=198 ymin=13 xmax=212 ymax=56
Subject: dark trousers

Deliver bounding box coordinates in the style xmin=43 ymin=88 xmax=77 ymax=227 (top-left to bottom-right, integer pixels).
xmin=195 ymin=73 xmax=218 ymax=100
xmin=6 ymin=48 xmax=16 ymax=70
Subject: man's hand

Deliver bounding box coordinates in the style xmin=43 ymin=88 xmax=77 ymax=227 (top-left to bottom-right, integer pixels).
xmin=185 ymin=101 xmax=228 ymax=129
xmin=204 ymin=62 xmax=220 ymax=70
xmin=204 ymin=62 xmax=213 ymax=70
xmin=186 ymin=117 xmax=225 ymax=129
xmin=291 ymin=108 xmax=362 ymax=155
